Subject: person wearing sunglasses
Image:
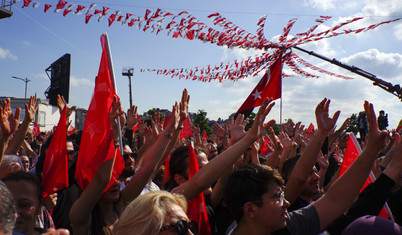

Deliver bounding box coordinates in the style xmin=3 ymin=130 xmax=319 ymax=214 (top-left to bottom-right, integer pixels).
xmin=113 ymin=190 xmax=197 ymax=235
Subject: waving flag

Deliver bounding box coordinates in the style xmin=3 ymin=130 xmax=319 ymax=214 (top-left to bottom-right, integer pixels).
xmin=236 ymin=54 xmax=282 ymax=118
xmin=75 ymin=33 xmax=124 ymax=191
xmin=187 ymin=142 xmax=211 ymax=235
xmin=42 ymin=107 xmax=68 ymax=198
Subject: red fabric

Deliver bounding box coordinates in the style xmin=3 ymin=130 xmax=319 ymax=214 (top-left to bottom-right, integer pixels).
xmin=44 ymin=4 xmax=52 ymax=13
xmin=33 ymin=121 xmax=40 ymax=136
xmin=164 ymin=155 xmax=170 ymax=182
xmin=42 ymin=107 xmax=68 ymax=198
xmin=187 ymin=142 xmax=211 ymax=235
xmin=306 ymin=123 xmax=315 ymax=140
xmin=202 ymin=130 xmax=208 ymax=139
xmin=180 ymin=116 xmax=193 ymax=139
xmin=163 ymin=115 xmax=193 ymax=139
xmin=22 ymin=0 xmax=31 ymax=8
xmin=85 ymin=14 xmax=93 ymax=24
xmin=236 ymin=54 xmax=282 ymax=115
xmin=108 ymin=14 xmax=116 ymax=27
xmin=67 ymin=126 xmax=74 ymax=136
xmin=56 ymin=0 xmax=67 ymax=10
xmin=260 ymin=135 xmax=272 ymax=156
xmin=339 ymin=134 xmax=389 ymax=218
xmin=75 ymin=34 xmax=124 ymax=191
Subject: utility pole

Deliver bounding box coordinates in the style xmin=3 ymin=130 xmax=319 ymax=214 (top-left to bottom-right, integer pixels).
xmin=12 ymin=76 xmax=31 ymax=98
xmin=122 ymin=67 xmax=134 ymax=107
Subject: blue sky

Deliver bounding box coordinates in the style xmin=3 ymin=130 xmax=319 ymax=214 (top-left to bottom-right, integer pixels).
xmin=1 ymin=0 xmax=402 ymax=129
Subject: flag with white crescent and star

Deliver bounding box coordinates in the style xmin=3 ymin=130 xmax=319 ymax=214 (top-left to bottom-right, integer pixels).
xmin=235 ymin=54 xmax=282 ymax=118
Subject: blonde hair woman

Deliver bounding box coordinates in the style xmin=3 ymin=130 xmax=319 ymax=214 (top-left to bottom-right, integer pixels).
xmin=114 ymin=191 xmax=196 ymax=235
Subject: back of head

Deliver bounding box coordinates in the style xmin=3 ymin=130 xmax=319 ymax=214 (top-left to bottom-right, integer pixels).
xmin=114 ymin=191 xmax=187 ymax=235
xmin=341 ymin=215 xmax=402 ymax=235
xmin=224 ymin=164 xmax=283 ymax=221
xmin=0 ymin=180 xmax=16 ymax=235
xmin=281 ymin=154 xmax=301 ymax=183
xmin=164 ymin=146 xmax=190 ymax=190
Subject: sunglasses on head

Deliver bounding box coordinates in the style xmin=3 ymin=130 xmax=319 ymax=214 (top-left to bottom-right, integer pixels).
xmin=160 ymin=219 xmax=198 ymax=235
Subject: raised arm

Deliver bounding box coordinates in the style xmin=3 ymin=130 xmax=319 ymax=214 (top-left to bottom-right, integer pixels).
xmin=0 ymin=99 xmax=20 ymax=164
xmin=5 ymin=96 xmax=37 ymax=155
xmin=69 ymin=97 xmax=122 ymax=234
xmin=172 ymin=98 xmax=276 ymax=201
xmin=119 ymin=100 xmax=180 ymax=208
xmin=285 ymin=98 xmax=340 ymax=204
xmin=313 ymin=101 xmax=388 ymax=230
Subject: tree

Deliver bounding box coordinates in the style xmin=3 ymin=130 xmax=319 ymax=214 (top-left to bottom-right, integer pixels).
xmin=245 ymin=112 xmax=256 ymax=131
xmin=345 ymin=113 xmax=358 ymax=135
xmin=193 ymin=109 xmax=212 ymax=135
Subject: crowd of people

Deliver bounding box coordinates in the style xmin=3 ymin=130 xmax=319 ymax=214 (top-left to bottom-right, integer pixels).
xmin=1 ymin=89 xmax=402 ymax=235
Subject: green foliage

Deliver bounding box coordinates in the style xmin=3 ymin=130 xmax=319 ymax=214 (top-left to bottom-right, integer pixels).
xmin=147 ymin=108 xmax=158 ymax=117
xmin=271 ymin=123 xmax=281 ymax=135
xmin=345 ymin=113 xmax=358 ymax=135
xmin=193 ymin=109 xmax=212 ymax=135
xmin=245 ymin=112 xmax=256 ymax=131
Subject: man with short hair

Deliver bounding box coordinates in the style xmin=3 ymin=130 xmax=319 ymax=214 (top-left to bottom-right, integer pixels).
xmin=224 ymin=100 xmax=388 ymax=235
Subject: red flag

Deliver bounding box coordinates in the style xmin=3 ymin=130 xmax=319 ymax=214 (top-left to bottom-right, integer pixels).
xmin=339 ymin=133 xmax=389 ymax=218
xmin=187 ymin=142 xmax=211 ymax=235
xmin=180 ymin=116 xmax=193 ymax=139
xmin=55 ymin=0 xmax=67 ymax=10
xmin=260 ymin=135 xmax=272 ymax=156
xmin=44 ymin=4 xmax=52 ymax=13
xmin=164 ymin=115 xmax=193 ymax=139
xmin=75 ymin=34 xmax=125 ymax=191
xmin=85 ymin=14 xmax=93 ymax=24
xmin=236 ymin=54 xmax=282 ymax=117
xmin=306 ymin=123 xmax=315 ymax=140
xmin=164 ymin=155 xmax=170 ymax=182
xmin=33 ymin=121 xmax=40 ymax=136
xmin=202 ymin=130 xmax=208 ymax=139
xmin=108 ymin=14 xmax=116 ymax=27
xmin=42 ymin=107 xmax=68 ymax=198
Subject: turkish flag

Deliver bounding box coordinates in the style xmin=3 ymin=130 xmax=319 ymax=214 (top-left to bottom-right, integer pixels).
xmin=187 ymin=142 xmax=211 ymax=235
xmin=42 ymin=107 xmax=68 ymax=198
xmin=339 ymin=133 xmax=389 ymax=218
xmin=75 ymin=34 xmax=124 ymax=191
xmin=260 ymin=135 xmax=272 ymax=156
xmin=163 ymin=115 xmax=193 ymax=139
xmin=236 ymin=54 xmax=282 ymax=118
xmin=33 ymin=121 xmax=40 ymax=136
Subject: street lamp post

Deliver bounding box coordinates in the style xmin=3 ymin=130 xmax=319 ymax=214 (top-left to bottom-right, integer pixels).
xmin=122 ymin=67 xmax=134 ymax=107
xmin=12 ymin=76 xmax=31 ymax=98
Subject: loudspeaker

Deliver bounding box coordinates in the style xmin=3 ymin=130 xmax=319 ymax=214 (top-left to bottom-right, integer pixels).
xmin=45 ymin=54 xmax=71 ymax=106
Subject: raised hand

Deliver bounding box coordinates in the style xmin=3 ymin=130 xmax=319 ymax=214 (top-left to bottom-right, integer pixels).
xmin=109 ymin=97 xmax=124 ymax=141
xmin=56 ymin=95 xmax=76 ymax=118
xmin=229 ymin=114 xmax=249 ymax=144
xmin=0 ymin=98 xmax=20 ymax=138
xmin=178 ymin=89 xmax=190 ymax=126
xmin=126 ymin=105 xmax=139 ymax=130
xmin=364 ymin=101 xmax=387 ymax=151
xmin=245 ymin=98 xmax=276 ymax=142
xmin=315 ymin=98 xmax=341 ymax=135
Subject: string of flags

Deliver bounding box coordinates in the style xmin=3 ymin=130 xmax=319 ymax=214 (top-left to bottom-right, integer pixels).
xmin=18 ymin=0 xmax=402 ymax=82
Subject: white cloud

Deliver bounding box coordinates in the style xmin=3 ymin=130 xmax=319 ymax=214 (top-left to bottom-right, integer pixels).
xmin=0 ymin=47 xmax=17 ymax=60
xmin=342 ymin=48 xmax=402 ymax=81
xmin=70 ymin=76 xmax=94 ymax=87
xmin=303 ymin=0 xmax=335 ymax=10
xmin=394 ymin=24 xmax=402 ymax=40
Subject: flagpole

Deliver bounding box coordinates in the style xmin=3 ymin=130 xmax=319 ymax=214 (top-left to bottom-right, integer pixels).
xmin=103 ymin=33 xmax=124 ymax=156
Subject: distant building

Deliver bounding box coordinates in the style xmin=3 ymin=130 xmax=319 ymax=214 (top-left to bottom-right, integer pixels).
xmin=1 ymin=97 xmax=78 ymax=132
